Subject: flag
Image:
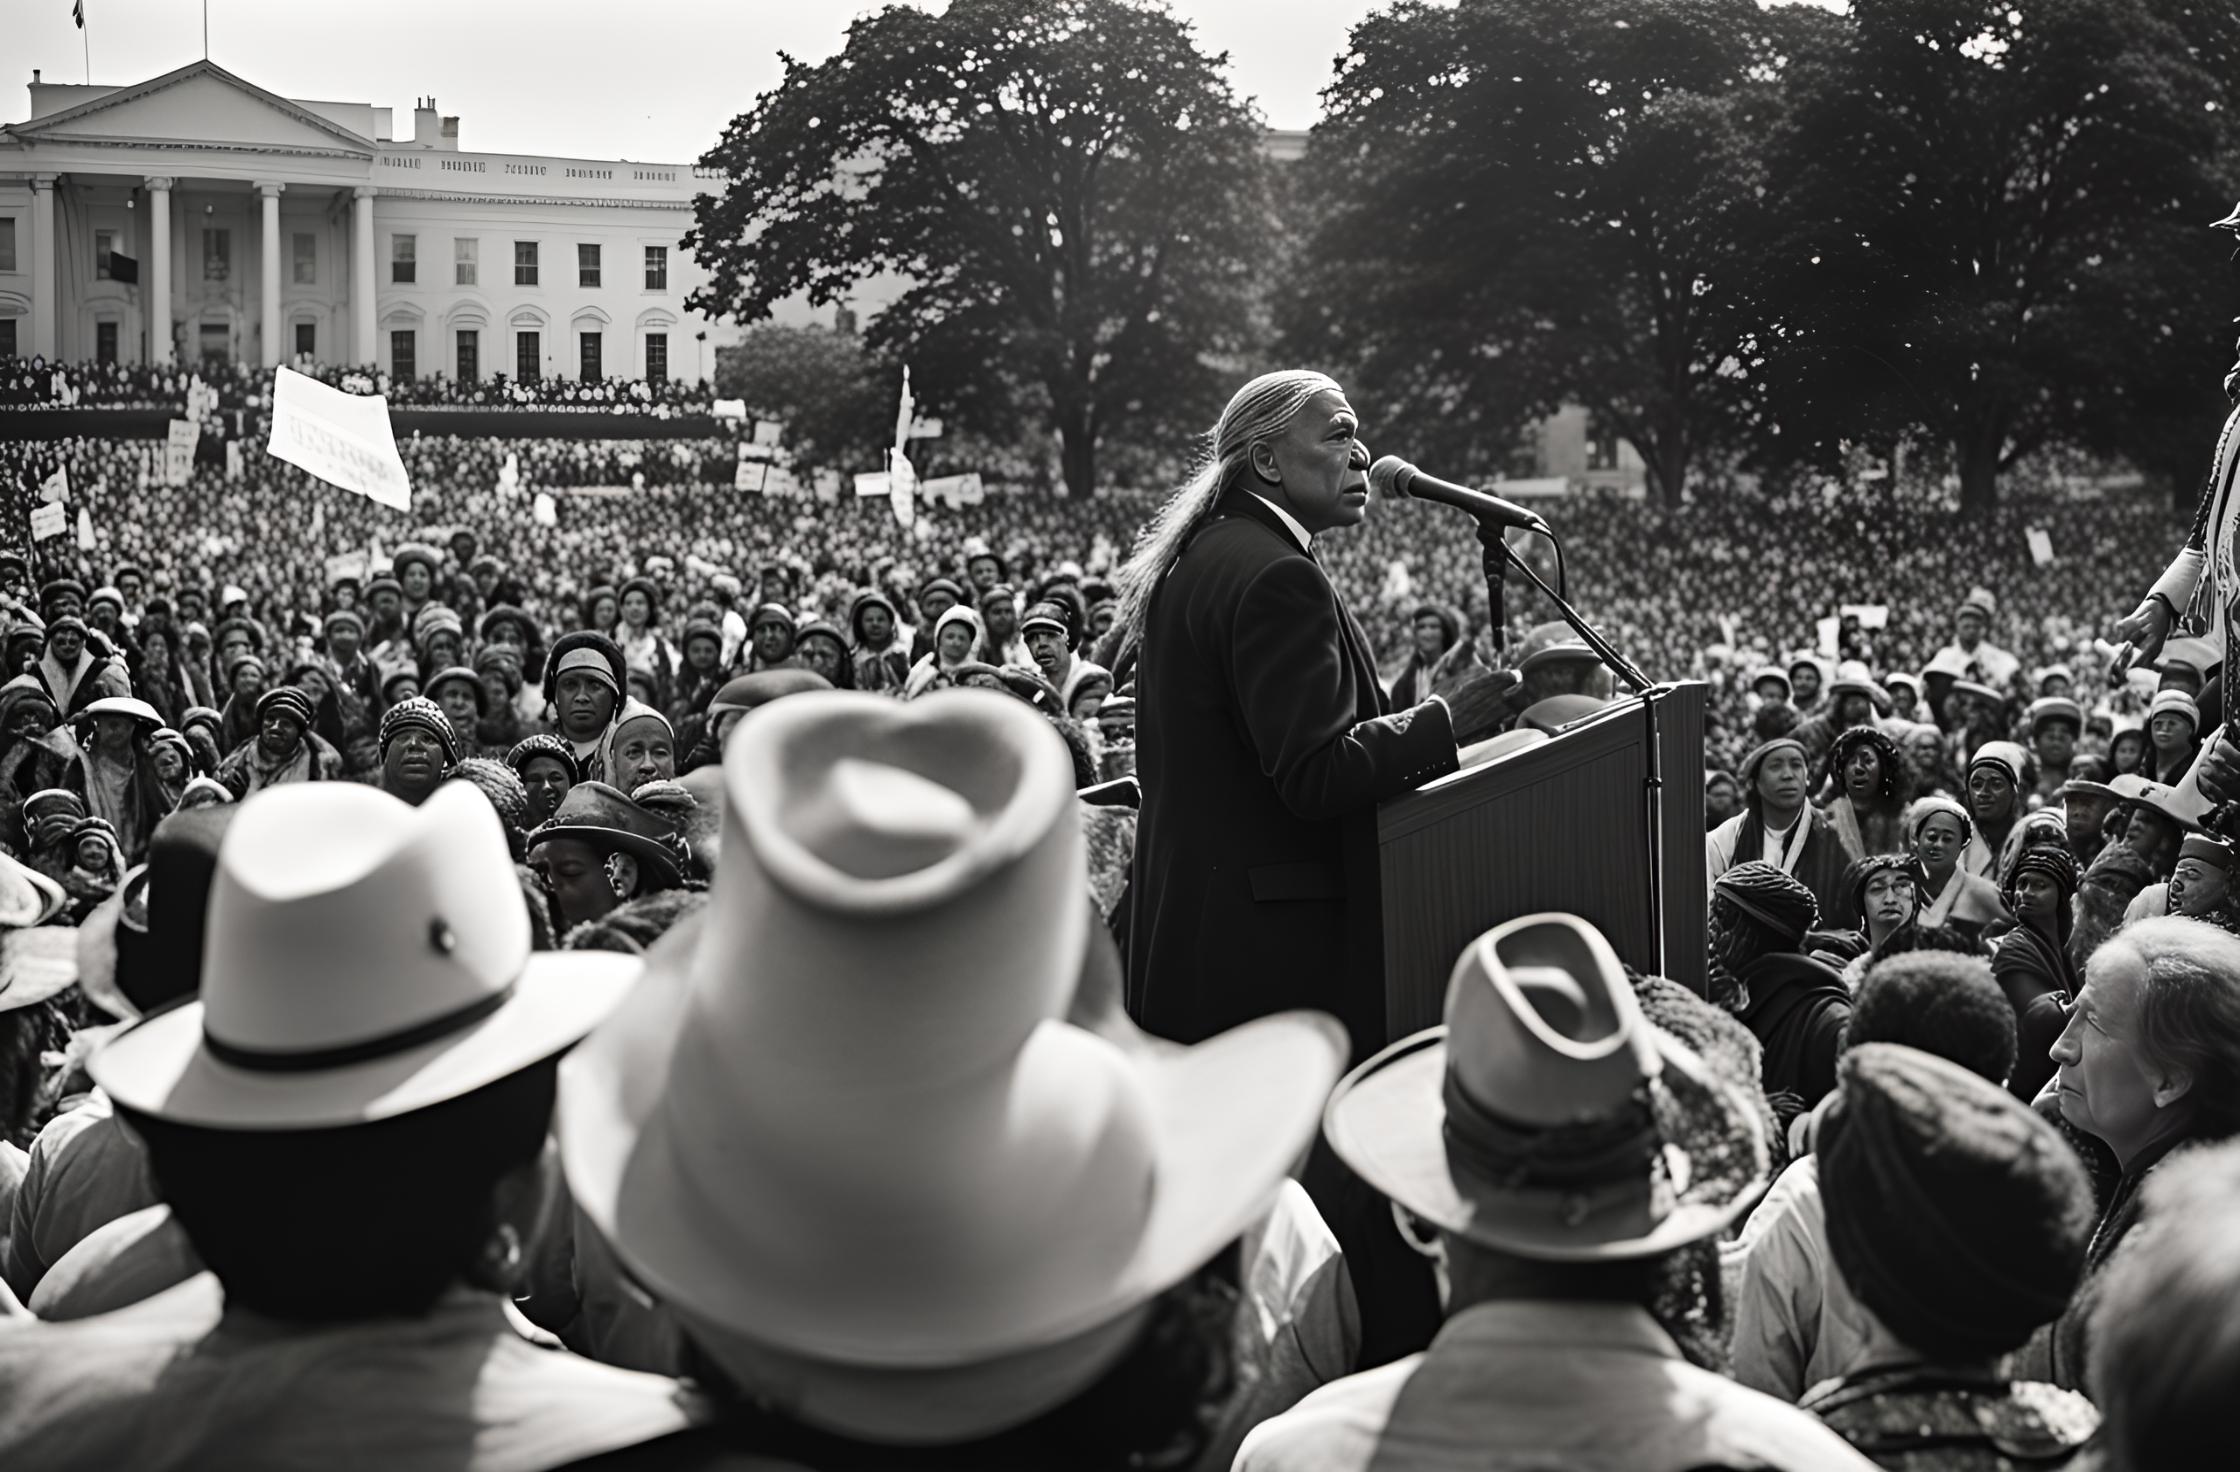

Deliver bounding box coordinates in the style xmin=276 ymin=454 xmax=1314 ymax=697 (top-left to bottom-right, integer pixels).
xmin=73 ymin=0 xmax=84 ymax=29
xmin=107 ymin=252 xmax=137 ymax=285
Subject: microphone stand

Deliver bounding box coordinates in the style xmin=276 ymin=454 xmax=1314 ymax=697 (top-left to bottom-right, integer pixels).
xmin=1472 ymin=515 xmax=1670 ymax=983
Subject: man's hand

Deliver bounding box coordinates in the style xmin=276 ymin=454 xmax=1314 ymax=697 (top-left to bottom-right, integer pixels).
xmin=1441 ymin=668 xmax=1522 ymax=746
xmin=2110 ymin=599 xmax=2174 ymax=686
xmin=2196 ymin=731 xmax=2240 ymax=805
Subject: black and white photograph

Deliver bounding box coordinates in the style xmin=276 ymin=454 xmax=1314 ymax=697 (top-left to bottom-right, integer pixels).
xmin=0 ymin=0 xmax=2235 ymax=1466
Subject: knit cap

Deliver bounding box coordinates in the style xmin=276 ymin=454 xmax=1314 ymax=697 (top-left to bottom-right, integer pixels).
xmin=1713 ymin=861 xmax=1819 ymax=946
xmin=1820 ymin=1044 xmax=2093 ymax=1361
xmin=254 ymin=686 xmax=314 ymax=731
xmin=379 ymin=696 xmax=459 ymax=762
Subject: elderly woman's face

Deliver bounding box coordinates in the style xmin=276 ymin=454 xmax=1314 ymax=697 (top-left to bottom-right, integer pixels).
xmin=2050 ymin=946 xmax=2170 ymax=1158
xmin=1256 ymin=389 xmax=1369 ymax=535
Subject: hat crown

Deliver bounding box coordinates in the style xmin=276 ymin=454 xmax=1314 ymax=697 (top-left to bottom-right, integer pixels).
xmin=1444 ymin=915 xmax=1661 ymax=1130
xmin=201 ymin=783 xmax=527 ymax=1058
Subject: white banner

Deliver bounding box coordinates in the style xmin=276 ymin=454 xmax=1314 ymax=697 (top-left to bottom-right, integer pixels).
xmin=266 ymin=366 xmax=412 ymax=511
xmin=919 ymin=472 xmax=983 ymax=506
xmin=165 ymin=418 xmax=199 ymax=487
xmin=532 ymin=492 xmax=558 ymax=527
xmin=29 ymin=503 xmax=66 ymax=542
xmin=753 ymin=419 xmax=784 ymax=447
xmin=2026 ymin=527 xmax=2054 ymax=566
xmin=324 ymin=551 xmax=369 ymax=586
xmin=735 ymin=458 xmax=766 ymax=493
xmin=854 ymin=472 xmax=891 ymax=497
xmin=37 ymin=467 xmax=68 ymax=505
xmin=75 ymin=508 xmax=96 ymax=551
xmin=712 ymin=398 xmax=748 ymax=422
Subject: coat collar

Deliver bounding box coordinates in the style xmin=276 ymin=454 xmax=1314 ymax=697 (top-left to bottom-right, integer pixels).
xmin=1216 ymin=484 xmax=1313 ymax=556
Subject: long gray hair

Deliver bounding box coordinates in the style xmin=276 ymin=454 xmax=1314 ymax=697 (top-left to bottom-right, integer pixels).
xmin=1112 ymin=370 xmax=1342 ymax=665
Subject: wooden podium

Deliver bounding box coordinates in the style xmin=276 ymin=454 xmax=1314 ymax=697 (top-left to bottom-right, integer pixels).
xmin=1356 ymin=681 xmax=1708 ymax=1041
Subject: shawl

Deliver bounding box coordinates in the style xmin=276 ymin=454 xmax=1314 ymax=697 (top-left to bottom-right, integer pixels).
xmin=1734 ymin=950 xmax=1854 ymax=1107
xmin=1991 ymin=921 xmax=2078 ymax=1021
xmin=35 ymin=649 xmax=97 ymax=716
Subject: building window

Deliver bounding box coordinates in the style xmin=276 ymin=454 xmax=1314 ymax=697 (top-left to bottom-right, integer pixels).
xmin=295 ymin=322 xmax=316 ymax=359
xmin=1586 ymin=428 xmax=1621 ymax=473
xmin=392 ymin=234 xmax=416 ymax=285
xmin=457 ymin=329 xmax=479 ymax=382
xmin=200 ymin=320 xmax=228 ymax=360
xmin=579 ymin=331 xmax=602 ymax=381
xmin=96 ymin=321 xmax=118 ymax=364
xmin=0 ymin=319 xmax=15 ymax=358
xmin=514 ymin=241 xmax=538 ymax=287
xmin=390 ymin=329 xmax=416 ymax=380
xmin=578 ymin=243 xmax=601 ymax=289
xmin=96 ymin=229 xmax=116 ymax=280
xmin=644 ymin=246 xmax=667 ymax=291
xmin=516 ymin=330 xmax=540 ymax=381
xmin=0 ymin=219 xmax=14 ymax=273
xmin=203 ymin=229 xmax=230 ymax=282
xmin=293 ymin=232 xmax=316 ymax=285
xmin=454 ymin=237 xmax=477 ymax=286
xmin=645 ymin=332 xmax=667 ymax=382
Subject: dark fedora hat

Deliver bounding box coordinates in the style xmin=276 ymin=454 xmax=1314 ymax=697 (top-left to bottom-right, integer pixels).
xmin=525 ymin=781 xmax=686 ymax=886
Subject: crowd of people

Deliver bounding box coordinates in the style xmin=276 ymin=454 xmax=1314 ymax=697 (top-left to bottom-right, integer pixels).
xmin=0 ymin=361 xmax=2231 ymax=1468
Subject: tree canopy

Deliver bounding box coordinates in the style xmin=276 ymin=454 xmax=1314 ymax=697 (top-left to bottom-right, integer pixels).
xmin=686 ymin=0 xmax=1270 ymax=496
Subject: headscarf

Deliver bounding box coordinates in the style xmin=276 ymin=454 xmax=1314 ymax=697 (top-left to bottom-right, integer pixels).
xmin=1112 ymin=370 xmax=1344 ymax=661
xmin=1713 ymin=861 xmax=1820 ymax=947
xmin=602 ymin=701 xmax=676 ymax=785
xmin=506 ymin=733 xmax=580 ymax=783
xmin=2002 ymin=845 xmax=2080 ymax=945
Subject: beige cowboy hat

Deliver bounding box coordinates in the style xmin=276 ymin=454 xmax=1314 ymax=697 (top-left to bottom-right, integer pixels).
xmin=1324 ymin=913 xmax=1768 ymax=1262
xmin=0 ymin=848 xmax=74 ymax=1014
xmin=90 ymin=781 xmax=639 ymax=1129
xmin=559 ymin=688 xmax=1345 ymax=1442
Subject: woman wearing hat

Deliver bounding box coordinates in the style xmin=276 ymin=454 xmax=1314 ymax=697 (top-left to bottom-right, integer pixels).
xmin=2107 ymin=719 xmax=2148 ymax=778
xmin=666 ymin=619 xmax=730 ymax=751
xmin=320 ymin=607 xmax=384 ymax=769
xmin=1820 ymin=726 xmax=1910 ymax=884
xmin=214 ymin=653 xmax=268 ymax=757
xmin=610 ymin=577 xmax=680 ymax=715
xmin=0 ymin=680 xmax=69 ymax=850
xmin=507 ymin=735 xmax=580 ymax=828
xmin=128 ymin=622 xmax=191 ymax=731
xmin=848 ymin=587 xmax=911 ymax=696
xmin=34 ymin=616 xmax=131 ymax=724
xmin=0 ymin=783 xmax=690 ymax=1467
xmin=745 ymin=600 xmax=799 ymax=674
xmin=1964 ymin=740 xmax=2034 ymax=884
xmin=377 ymin=697 xmax=460 ymax=807
xmin=2146 ymin=688 xmax=2201 ymax=785
xmin=62 ymin=698 xmax=169 ymax=868
xmin=1707 ymin=738 xmax=1850 ymax=926
xmin=1903 ymin=796 xmax=2008 ymax=952
xmin=414 ymin=605 xmax=468 ymax=680
xmin=471 ymin=645 xmax=531 ymax=754
xmin=214 ymin=685 xmax=343 ymax=798
xmin=1992 ymin=843 xmax=2081 ymax=1022
xmin=524 ymin=781 xmax=688 ymax=937
xmin=791 ymin=620 xmax=855 ymax=692
xmin=543 ymin=632 xmax=629 ymax=782
xmin=903 ymin=604 xmax=984 ymax=699
xmin=424 ymin=665 xmax=491 ymax=760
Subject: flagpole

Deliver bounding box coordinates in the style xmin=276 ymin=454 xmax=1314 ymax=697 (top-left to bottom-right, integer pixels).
xmin=82 ymin=5 xmax=89 ymax=83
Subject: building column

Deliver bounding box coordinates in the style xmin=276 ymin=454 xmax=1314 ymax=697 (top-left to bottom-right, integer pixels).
xmin=257 ymin=180 xmax=285 ymax=368
xmin=29 ymin=176 xmax=57 ymax=360
xmin=352 ymin=185 xmax=377 ymax=366
xmin=146 ymin=176 xmax=174 ymax=365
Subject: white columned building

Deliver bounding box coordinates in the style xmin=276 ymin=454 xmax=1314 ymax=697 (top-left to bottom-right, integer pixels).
xmin=0 ymin=60 xmax=742 ymax=380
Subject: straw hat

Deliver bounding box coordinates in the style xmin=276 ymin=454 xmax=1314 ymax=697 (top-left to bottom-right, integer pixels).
xmin=0 ymin=850 xmax=73 ymax=1014
xmin=558 ymin=689 xmax=1345 ymax=1441
xmin=89 ymin=782 xmax=638 ymax=1129
xmin=1323 ymin=913 xmax=1767 ymax=1262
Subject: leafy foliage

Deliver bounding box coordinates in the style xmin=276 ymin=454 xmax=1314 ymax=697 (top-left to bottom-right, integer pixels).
xmin=686 ymin=0 xmax=1269 ymax=496
xmin=713 ymin=324 xmax=893 ymax=477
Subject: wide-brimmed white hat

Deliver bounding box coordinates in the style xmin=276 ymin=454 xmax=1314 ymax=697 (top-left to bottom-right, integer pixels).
xmin=0 ymin=846 xmax=73 ymax=1013
xmin=560 ymin=689 xmax=1345 ymax=1442
xmin=90 ymin=782 xmax=639 ymax=1129
xmin=1325 ymin=914 xmax=1767 ymax=1262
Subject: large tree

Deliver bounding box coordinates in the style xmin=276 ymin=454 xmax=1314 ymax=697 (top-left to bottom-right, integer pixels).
xmin=713 ymin=324 xmax=892 ymax=477
xmin=1755 ymin=0 xmax=2231 ymax=513
xmin=686 ymin=0 xmax=1267 ymax=497
xmin=1279 ymin=0 xmax=1823 ymax=509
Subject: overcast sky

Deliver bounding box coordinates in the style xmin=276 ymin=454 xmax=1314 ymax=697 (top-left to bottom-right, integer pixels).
xmin=5 ymin=0 xmax=1464 ymax=162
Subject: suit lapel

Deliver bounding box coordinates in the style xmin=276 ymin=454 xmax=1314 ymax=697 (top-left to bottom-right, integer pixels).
xmin=1214 ymin=488 xmax=1386 ymax=719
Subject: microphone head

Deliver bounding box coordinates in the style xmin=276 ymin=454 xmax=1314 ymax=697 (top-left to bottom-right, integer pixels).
xmin=1367 ymin=455 xmax=1413 ymax=499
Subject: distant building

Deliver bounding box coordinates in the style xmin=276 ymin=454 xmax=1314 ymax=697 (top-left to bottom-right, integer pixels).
xmin=0 ymin=60 xmax=749 ymax=381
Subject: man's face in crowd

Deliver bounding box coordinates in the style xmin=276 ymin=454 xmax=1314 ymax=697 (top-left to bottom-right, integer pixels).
xmin=1412 ymin=615 xmax=1447 ymax=659
xmin=1754 ymin=750 xmax=1808 ymax=813
xmin=860 ymin=605 xmax=894 ymax=647
xmin=1255 ymin=389 xmax=1369 ymax=535
xmin=2123 ymin=808 xmax=2175 ymax=868
xmin=967 ymin=556 xmax=1001 ymax=592
xmin=2035 ymin=720 xmax=2078 ymax=773
xmin=1705 ymin=777 xmax=1742 ymax=827
xmin=47 ymin=626 xmax=84 ymax=665
xmin=612 ymin=719 xmax=675 ymax=790
xmin=556 ymin=670 xmax=618 ymax=740
xmin=2042 ymin=674 xmax=2073 ymax=699
xmin=1753 ymin=678 xmax=1787 ymax=705
xmin=88 ymin=602 xmax=119 ymax=635
xmin=1889 ymin=685 xmax=1918 ymax=720
xmin=328 ymin=625 xmax=361 ymax=664
xmin=2067 ymin=793 xmax=2115 ymax=846
xmin=2169 ymin=855 xmax=2232 ymax=917
xmin=1968 ymin=766 xmax=2016 ymax=822
xmin=434 ymin=681 xmax=480 ymax=728
xmin=2150 ymin=712 xmax=2194 ymax=752
xmin=332 ymin=584 xmax=358 ymax=611
xmin=754 ymin=621 xmax=792 ymax=666
xmin=521 ymin=756 xmax=573 ymax=825
xmin=488 ymin=620 xmax=525 ymax=651
xmin=1862 ymin=868 xmax=1917 ymax=935
xmin=937 ymin=624 xmax=974 ymax=665
xmin=426 ymin=632 xmax=463 ymax=670
xmin=1956 ymin=608 xmax=1988 ymax=647
xmin=1836 ymin=692 xmax=1871 ymax=727
xmin=797 ymin=635 xmax=844 ymax=684
xmin=370 ymin=588 xmax=401 ymax=623
xmin=117 ymin=573 xmax=142 ymax=603
xmin=1789 ymin=666 xmax=1821 ymax=706
xmin=1915 ymin=812 xmax=1966 ymax=870
xmin=383 ymin=725 xmax=445 ymax=796
xmin=401 ymin=563 xmax=433 ymax=602
xmin=259 ymin=710 xmax=304 ymax=758
xmin=92 ymin=714 xmax=137 ymax=758
xmin=152 ymin=744 xmax=186 ymax=782
xmin=2052 ymin=947 xmax=2177 ymax=1159
xmin=534 ymin=837 xmax=630 ymax=931
xmin=450 ymin=534 xmax=476 ymax=565
xmin=921 ymin=588 xmax=958 ymax=625
xmin=74 ymin=835 xmax=111 ymax=871
xmin=1026 ymin=627 xmax=1069 ymax=680
xmin=475 ymin=567 xmax=500 ymax=598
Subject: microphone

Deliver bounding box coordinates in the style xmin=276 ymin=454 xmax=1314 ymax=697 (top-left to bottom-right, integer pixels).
xmin=1368 ymin=455 xmax=1549 ymax=531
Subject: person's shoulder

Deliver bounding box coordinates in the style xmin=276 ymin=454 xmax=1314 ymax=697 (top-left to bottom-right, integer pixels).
xmin=1231 ymin=1356 xmax=1421 ymax=1472
xmin=1663 ymin=1360 xmax=1886 ymax=1469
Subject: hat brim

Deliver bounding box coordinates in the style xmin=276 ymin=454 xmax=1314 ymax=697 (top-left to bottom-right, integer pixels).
xmin=0 ymin=926 xmax=82 ymax=1014
xmin=89 ymin=950 xmax=638 ymax=1130
xmin=525 ymin=822 xmax=683 ymax=884
xmin=1324 ymin=1028 xmax=1766 ymax=1262
xmin=559 ymin=913 xmax=1347 ymax=1366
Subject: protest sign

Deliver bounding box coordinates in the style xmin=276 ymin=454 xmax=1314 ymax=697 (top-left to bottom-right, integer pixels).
xmin=735 ymin=458 xmax=766 ymax=493
xmin=165 ymin=418 xmax=199 ymax=487
xmin=855 ymin=472 xmax=891 ymax=497
xmin=920 ymin=473 xmax=984 ymax=506
xmin=38 ymin=467 xmax=68 ymax=505
xmin=908 ymin=416 xmax=944 ymax=439
xmin=29 ymin=504 xmax=66 ymax=542
xmin=2027 ymin=528 xmax=2054 ymax=566
xmin=266 ymin=365 xmax=412 ymax=510
xmin=324 ymin=551 xmax=369 ymax=586
xmin=712 ymin=399 xmax=748 ymax=422
xmin=753 ymin=419 xmax=784 ymax=448
xmin=76 ymin=509 xmax=96 ymax=551
xmin=532 ymin=493 xmax=558 ymax=528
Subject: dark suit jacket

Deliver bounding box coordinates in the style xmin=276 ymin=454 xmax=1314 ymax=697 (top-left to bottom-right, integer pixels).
xmin=1126 ymin=488 xmax=1458 ymax=1059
